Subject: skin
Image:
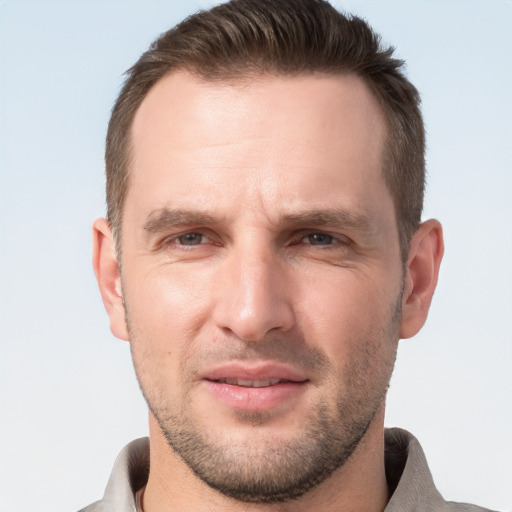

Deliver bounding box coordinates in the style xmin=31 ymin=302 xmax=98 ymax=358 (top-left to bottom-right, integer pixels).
xmin=93 ymin=71 xmax=443 ymax=512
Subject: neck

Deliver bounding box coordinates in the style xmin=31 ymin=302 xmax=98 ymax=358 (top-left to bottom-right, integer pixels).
xmin=142 ymin=406 xmax=390 ymax=512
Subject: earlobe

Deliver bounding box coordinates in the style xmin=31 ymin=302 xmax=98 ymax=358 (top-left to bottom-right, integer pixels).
xmin=400 ymin=219 xmax=444 ymax=339
xmin=92 ymin=218 xmax=129 ymax=341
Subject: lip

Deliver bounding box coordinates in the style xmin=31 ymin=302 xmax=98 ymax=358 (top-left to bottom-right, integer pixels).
xmin=202 ymin=363 xmax=308 ymax=383
xmin=200 ymin=363 xmax=309 ymax=412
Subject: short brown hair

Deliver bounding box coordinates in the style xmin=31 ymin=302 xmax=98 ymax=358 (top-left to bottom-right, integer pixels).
xmin=106 ymin=0 xmax=424 ymax=260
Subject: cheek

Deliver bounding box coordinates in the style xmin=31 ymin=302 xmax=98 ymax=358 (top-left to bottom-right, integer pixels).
xmin=124 ymin=274 xmax=204 ymax=411
xmin=296 ymin=270 xmax=398 ymax=356
xmin=122 ymin=267 xmax=214 ymax=369
xmin=127 ymin=263 xmax=211 ymax=322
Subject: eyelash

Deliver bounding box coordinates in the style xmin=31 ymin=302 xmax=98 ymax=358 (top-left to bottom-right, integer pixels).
xmin=162 ymin=230 xmax=349 ymax=251
xmin=301 ymin=233 xmax=337 ymax=247
xmin=162 ymin=232 xmax=211 ymax=249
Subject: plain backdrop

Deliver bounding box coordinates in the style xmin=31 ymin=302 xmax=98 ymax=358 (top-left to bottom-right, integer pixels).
xmin=1 ymin=1 xmax=511 ymax=511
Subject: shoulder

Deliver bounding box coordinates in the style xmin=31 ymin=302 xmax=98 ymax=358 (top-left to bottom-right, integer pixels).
xmin=77 ymin=500 xmax=103 ymax=512
xmin=443 ymin=502 xmax=499 ymax=512
xmin=384 ymin=428 xmax=498 ymax=512
xmin=76 ymin=437 xmax=149 ymax=512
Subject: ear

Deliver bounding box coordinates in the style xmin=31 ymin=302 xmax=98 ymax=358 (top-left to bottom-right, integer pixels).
xmin=92 ymin=218 xmax=129 ymax=341
xmin=400 ymin=219 xmax=444 ymax=339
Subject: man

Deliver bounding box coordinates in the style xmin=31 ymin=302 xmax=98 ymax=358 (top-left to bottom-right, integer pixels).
xmin=82 ymin=0 xmax=493 ymax=511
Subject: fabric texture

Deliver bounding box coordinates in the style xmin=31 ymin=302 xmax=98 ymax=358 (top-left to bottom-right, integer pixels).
xmin=78 ymin=428 xmax=496 ymax=512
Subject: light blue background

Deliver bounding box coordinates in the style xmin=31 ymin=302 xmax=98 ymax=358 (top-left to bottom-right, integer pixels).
xmin=1 ymin=1 xmax=511 ymax=511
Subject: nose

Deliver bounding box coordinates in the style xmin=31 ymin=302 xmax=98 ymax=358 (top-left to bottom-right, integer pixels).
xmin=212 ymin=241 xmax=295 ymax=342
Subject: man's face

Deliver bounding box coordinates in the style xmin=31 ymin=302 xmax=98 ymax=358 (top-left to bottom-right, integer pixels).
xmin=119 ymin=71 xmax=404 ymax=501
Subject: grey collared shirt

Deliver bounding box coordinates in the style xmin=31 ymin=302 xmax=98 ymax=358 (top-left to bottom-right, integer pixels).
xmin=78 ymin=428 xmax=496 ymax=512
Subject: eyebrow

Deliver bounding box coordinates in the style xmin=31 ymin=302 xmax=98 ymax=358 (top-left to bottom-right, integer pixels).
xmin=144 ymin=209 xmax=219 ymax=233
xmin=143 ymin=207 xmax=373 ymax=234
xmin=280 ymin=209 xmax=372 ymax=232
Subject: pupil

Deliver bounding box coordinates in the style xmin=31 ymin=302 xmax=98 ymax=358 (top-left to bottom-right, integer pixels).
xmin=180 ymin=233 xmax=202 ymax=245
xmin=310 ymin=233 xmax=332 ymax=245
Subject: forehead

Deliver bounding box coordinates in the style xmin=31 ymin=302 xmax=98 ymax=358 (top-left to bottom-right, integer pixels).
xmin=131 ymin=70 xmax=386 ymax=158
xmin=127 ymin=71 xmax=390 ymax=225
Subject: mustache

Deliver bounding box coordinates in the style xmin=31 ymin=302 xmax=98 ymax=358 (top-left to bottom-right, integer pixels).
xmin=191 ymin=335 xmax=329 ymax=374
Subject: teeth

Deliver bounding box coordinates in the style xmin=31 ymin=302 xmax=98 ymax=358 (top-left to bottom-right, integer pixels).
xmin=219 ymin=378 xmax=283 ymax=387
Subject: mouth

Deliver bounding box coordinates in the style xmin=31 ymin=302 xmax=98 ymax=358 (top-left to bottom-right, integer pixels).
xmin=201 ymin=364 xmax=309 ymax=412
xmin=209 ymin=378 xmax=295 ymax=388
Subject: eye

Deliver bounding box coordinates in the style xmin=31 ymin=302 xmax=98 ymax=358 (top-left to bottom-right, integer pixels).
xmin=302 ymin=233 xmax=336 ymax=246
xmin=176 ymin=232 xmax=206 ymax=246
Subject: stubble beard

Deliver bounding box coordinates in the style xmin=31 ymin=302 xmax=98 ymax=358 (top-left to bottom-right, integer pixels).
xmin=149 ymin=389 xmax=382 ymax=503
xmin=127 ymin=296 xmax=401 ymax=504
